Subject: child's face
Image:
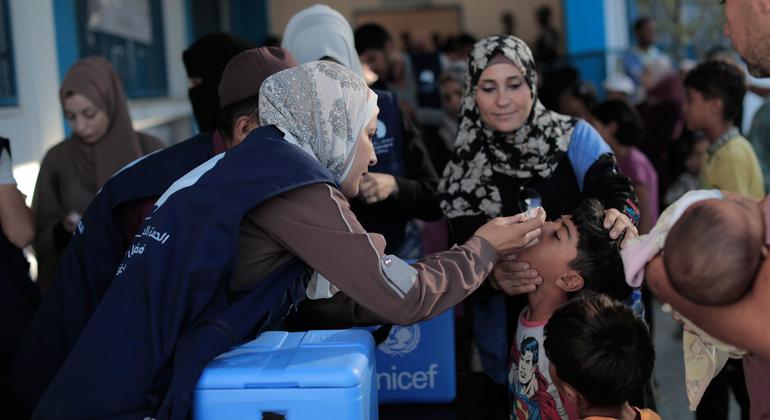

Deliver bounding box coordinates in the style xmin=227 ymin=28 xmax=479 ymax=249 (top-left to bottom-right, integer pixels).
xmin=685 ymin=139 xmax=709 ymax=175
xmin=516 ymin=215 xmax=580 ymax=289
xmin=684 ymin=88 xmax=717 ymax=132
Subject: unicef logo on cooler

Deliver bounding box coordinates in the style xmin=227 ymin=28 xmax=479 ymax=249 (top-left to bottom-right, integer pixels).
xmin=378 ymin=324 xmax=421 ymax=357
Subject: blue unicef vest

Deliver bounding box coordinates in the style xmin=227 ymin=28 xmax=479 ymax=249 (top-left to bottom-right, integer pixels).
xmin=12 ymin=132 xmax=216 ymax=411
xmin=370 ymin=89 xmax=405 ymax=176
xmin=33 ymin=126 xmax=337 ymax=420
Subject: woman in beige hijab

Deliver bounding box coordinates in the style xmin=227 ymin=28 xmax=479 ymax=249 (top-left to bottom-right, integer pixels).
xmin=32 ymin=57 xmax=163 ymax=292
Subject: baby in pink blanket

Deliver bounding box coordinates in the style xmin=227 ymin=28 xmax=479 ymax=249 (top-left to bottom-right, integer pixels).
xmin=623 ymin=189 xmax=769 ymax=305
xmin=664 ymin=194 xmax=767 ymax=305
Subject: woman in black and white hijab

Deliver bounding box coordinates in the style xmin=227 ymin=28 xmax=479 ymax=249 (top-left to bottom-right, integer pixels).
xmin=439 ymin=35 xmax=640 ymax=389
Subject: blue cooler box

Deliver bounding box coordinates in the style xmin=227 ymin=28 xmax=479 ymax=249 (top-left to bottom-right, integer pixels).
xmin=194 ymin=330 xmax=377 ymax=420
xmin=375 ymin=309 xmax=456 ymax=403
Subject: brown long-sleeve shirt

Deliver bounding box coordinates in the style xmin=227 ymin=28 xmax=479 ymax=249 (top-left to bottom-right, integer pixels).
xmin=233 ymin=183 xmax=497 ymax=326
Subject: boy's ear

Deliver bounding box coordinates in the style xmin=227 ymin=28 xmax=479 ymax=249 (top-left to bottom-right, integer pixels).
xmin=560 ymin=382 xmax=581 ymax=404
xmin=707 ymin=96 xmax=724 ymax=118
xmin=762 ymin=245 xmax=768 ymax=258
xmin=232 ymin=115 xmax=259 ymax=147
xmin=556 ymin=271 xmax=584 ymax=292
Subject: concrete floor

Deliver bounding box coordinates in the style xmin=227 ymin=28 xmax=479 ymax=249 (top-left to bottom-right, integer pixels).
xmin=651 ymin=300 xmax=741 ymax=420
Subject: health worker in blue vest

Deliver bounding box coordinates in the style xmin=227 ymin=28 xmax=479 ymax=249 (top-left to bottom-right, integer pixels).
xmin=12 ymin=47 xmax=298 ymax=414
xmin=32 ymin=61 xmax=545 ymax=420
xmin=283 ymin=5 xmax=442 ymax=259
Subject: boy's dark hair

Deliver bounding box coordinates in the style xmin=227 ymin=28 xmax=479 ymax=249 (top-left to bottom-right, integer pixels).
xmin=217 ymin=95 xmax=260 ymax=139
xmin=544 ymin=292 xmax=655 ymax=407
xmin=591 ymin=99 xmax=645 ymax=147
xmin=570 ymin=199 xmax=632 ymax=301
xmin=684 ymin=60 xmax=746 ymax=123
xmin=355 ymin=23 xmax=392 ymax=55
xmin=634 ymin=17 xmax=652 ymax=34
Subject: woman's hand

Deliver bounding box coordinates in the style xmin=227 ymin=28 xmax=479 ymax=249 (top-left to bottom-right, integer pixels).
xmin=490 ymin=255 xmax=543 ymax=295
xmin=359 ymin=172 xmax=398 ymax=204
xmin=603 ymin=208 xmax=638 ymax=247
xmin=62 ymin=210 xmax=81 ymax=233
xmin=474 ymin=207 xmax=546 ymax=258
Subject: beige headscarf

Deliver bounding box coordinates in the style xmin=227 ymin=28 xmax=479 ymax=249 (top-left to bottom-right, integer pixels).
xmin=59 ymin=56 xmax=143 ymax=189
xmin=259 ymin=61 xmax=378 ymax=182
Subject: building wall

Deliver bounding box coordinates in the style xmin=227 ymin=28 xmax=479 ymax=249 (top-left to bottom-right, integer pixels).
xmin=1 ymin=0 xmax=63 ymax=196
xmin=0 ymin=0 xmax=194 ymax=199
xmin=0 ymin=0 xmax=623 ymax=200
xmin=267 ymin=0 xmax=564 ymax=48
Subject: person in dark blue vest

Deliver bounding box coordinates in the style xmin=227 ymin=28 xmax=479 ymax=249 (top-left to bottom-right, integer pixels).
xmin=283 ymin=5 xmax=442 ymax=258
xmin=183 ymin=32 xmax=255 ymax=132
xmin=10 ymin=47 xmax=298 ymax=413
xmin=0 ymin=137 xmax=38 ymax=419
xmin=32 ymin=61 xmax=546 ymax=420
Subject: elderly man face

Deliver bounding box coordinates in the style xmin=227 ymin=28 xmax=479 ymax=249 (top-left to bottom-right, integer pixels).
xmin=723 ymin=0 xmax=770 ymax=77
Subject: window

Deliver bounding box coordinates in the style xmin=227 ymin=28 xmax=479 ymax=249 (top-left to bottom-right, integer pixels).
xmin=74 ymin=0 xmax=168 ymax=98
xmin=0 ymin=0 xmax=17 ymax=107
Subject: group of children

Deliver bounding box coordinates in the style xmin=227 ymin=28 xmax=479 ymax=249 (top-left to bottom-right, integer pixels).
xmin=501 ymin=52 xmax=768 ymax=419
xmin=501 ymin=199 xmax=658 ymax=420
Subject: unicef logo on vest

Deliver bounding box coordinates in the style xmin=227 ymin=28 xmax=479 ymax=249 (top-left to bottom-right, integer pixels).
xmin=376 ymin=119 xmax=388 ymax=139
xmin=378 ymin=324 xmax=421 ymax=357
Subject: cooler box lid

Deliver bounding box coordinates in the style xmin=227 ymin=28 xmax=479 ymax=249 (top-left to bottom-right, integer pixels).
xmin=196 ymin=330 xmax=374 ymax=390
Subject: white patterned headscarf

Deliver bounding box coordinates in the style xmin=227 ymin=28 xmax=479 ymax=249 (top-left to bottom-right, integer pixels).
xmin=259 ymin=61 xmax=378 ymax=182
xmin=439 ymin=35 xmax=577 ymax=219
xmin=281 ymin=4 xmax=365 ymax=77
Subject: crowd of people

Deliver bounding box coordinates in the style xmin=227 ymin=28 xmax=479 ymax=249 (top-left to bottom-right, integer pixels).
xmin=2 ymin=1 xmax=770 ymax=419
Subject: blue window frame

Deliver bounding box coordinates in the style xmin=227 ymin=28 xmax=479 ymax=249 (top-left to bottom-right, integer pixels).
xmin=185 ymin=0 xmax=268 ymax=46
xmin=0 ymin=0 xmax=17 ymax=107
xmin=73 ymin=0 xmax=168 ymax=98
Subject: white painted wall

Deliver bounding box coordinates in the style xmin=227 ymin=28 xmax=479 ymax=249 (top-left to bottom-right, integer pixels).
xmin=268 ymin=0 xmax=564 ymax=47
xmin=603 ymin=0 xmax=630 ymax=77
xmin=0 ymin=0 xmax=64 ymax=198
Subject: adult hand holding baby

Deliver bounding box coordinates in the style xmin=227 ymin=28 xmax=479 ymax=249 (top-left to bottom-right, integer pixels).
xmin=645 ymin=253 xmax=770 ymax=362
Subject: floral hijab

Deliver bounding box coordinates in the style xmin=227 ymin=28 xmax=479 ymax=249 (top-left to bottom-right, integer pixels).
xmin=259 ymin=61 xmax=378 ymax=182
xmin=439 ymin=35 xmax=577 ymax=219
